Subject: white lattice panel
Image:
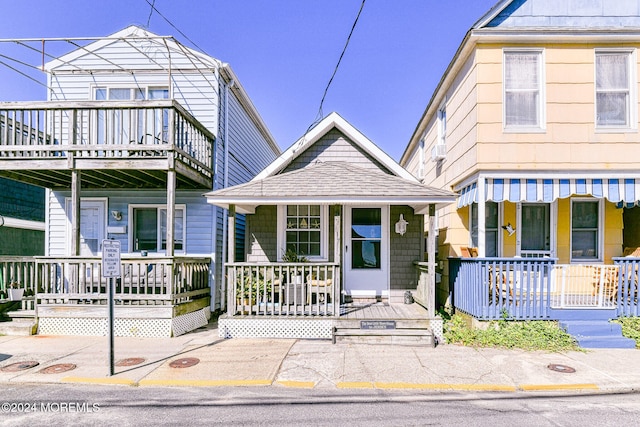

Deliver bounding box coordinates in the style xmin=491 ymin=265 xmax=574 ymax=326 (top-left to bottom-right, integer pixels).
xmin=219 ymin=318 xmax=333 ymax=339
xmin=172 ymin=308 xmax=209 ymax=337
xmin=38 ymin=317 xmax=172 ymax=337
xmin=431 ymin=317 xmax=444 ymax=345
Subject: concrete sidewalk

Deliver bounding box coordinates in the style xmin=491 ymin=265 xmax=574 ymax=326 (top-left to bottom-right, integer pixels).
xmin=1 ymin=321 xmax=639 ymax=392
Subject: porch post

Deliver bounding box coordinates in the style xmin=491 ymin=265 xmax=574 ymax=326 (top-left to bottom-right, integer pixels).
xmin=70 ymin=170 xmax=81 ymax=257
xmin=166 ymin=169 xmax=176 ymax=257
xmin=477 ymin=176 xmax=486 ymax=257
xmin=226 ymin=205 xmax=236 ymax=314
xmin=427 ymin=204 xmax=436 ymax=315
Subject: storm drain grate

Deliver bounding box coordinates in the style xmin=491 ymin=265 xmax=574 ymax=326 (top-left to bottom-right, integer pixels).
xmin=39 ymin=363 xmax=77 ymax=374
xmin=1 ymin=361 xmax=40 ymax=372
xmin=547 ymin=364 xmax=576 ymax=373
xmin=116 ymin=357 xmax=146 ymax=367
xmin=169 ymin=357 xmax=200 ymax=368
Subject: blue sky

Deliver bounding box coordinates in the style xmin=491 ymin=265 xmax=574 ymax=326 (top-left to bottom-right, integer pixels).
xmin=0 ymin=0 xmax=498 ymax=160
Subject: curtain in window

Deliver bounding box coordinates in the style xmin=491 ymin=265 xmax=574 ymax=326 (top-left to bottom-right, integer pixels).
xmin=505 ymin=52 xmax=540 ymax=127
xmin=596 ymin=53 xmax=629 ymax=126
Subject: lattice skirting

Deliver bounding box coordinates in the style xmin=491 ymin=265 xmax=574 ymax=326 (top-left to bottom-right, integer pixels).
xmin=219 ymin=317 xmax=333 ymax=339
xmin=38 ymin=308 xmax=210 ymax=338
xmin=430 ymin=317 xmax=444 ymax=345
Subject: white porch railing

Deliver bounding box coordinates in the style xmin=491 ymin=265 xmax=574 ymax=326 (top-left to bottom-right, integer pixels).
xmin=36 ymin=256 xmax=210 ymax=306
xmin=552 ymin=264 xmax=618 ymax=308
xmin=226 ymin=263 xmax=340 ymax=317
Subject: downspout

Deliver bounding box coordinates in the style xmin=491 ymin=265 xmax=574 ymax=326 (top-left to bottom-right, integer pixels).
xmin=220 ymin=78 xmax=235 ymax=311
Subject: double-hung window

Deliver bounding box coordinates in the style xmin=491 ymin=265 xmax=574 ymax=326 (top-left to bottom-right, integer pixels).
xmin=504 ymin=50 xmax=544 ymax=129
xmin=278 ymin=205 xmax=328 ymax=260
xmin=596 ymin=50 xmax=635 ymax=129
xmin=470 ymin=201 xmax=499 ymax=257
xmin=571 ymin=199 xmax=601 ymax=261
xmin=132 ymin=205 xmax=185 ymax=253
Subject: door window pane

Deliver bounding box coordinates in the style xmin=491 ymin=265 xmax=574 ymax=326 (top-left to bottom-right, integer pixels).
xmin=134 ymin=208 xmax=157 ymax=251
xmin=521 ymin=204 xmax=550 ymax=251
xmin=351 ymin=208 xmax=381 ymax=269
xmin=572 ymin=201 xmax=599 ymax=260
xmin=470 ymin=202 xmax=498 ymax=256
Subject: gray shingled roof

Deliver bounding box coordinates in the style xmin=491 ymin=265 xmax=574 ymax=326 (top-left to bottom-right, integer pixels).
xmin=205 ymin=162 xmax=455 ymax=206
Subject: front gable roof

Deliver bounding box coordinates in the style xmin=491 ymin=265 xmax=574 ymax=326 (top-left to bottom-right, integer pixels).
xmin=254 ymin=112 xmax=416 ymax=182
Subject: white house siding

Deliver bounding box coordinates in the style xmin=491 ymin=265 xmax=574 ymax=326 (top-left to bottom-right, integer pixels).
xmin=46 ymin=190 xmax=213 ymax=257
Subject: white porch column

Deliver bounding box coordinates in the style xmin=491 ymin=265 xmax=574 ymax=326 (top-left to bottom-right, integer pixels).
xmin=70 ymin=170 xmax=81 ymax=257
xmin=477 ymin=176 xmax=486 ymax=257
xmin=226 ymin=205 xmax=236 ymax=313
xmin=427 ymin=204 xmax=437 ymax=315
xmin=166 ymin=170 xmax=176 ymax=257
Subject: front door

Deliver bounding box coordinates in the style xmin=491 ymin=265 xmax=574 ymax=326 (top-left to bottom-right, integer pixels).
xmin=66 ymin=199 xmax=106 ymax=256
xmin=344 ymin=206 xmax=388 ymax=298
xmin=518 ymin=203 xmax=553 ymax=257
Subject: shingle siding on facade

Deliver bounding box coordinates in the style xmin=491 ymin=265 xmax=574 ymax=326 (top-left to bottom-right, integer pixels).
xmin=389 ymin=206 xmax=423 ymax=298
xmin=283 ymin=129 xmax=392 ymax=174
xmin=246 ymin=205 xmax=278 ymax=262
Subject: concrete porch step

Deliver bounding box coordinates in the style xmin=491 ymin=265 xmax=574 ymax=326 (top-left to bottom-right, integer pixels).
xmin=0 ymin=318 xmax=37 ymax=336
xmin=332 ymin=326 xmax=435 ymax=346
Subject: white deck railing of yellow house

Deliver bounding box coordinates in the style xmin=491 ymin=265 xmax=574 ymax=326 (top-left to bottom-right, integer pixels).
xmin=451 ymin=257 xmax=639 ymax=320
xmin=226 ymin=263 xmax=340 ymax=317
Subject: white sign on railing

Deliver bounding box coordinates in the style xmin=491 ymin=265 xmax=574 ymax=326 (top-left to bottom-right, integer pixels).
xmin=101 ymin=240 xmax=121 ymax=278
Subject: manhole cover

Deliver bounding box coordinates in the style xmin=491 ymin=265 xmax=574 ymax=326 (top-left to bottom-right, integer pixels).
xmin=116 ymin=357 xmax=146 ymax=367
xmin=1 ymin=361 xmax=39 ymax=372
xmin=547 ymin=364 xmax=576 ymax=373
xmin=39 ymin=363 xmax=76 ymax=374
xmin=169 ymin=357 xmax=200 ymax=368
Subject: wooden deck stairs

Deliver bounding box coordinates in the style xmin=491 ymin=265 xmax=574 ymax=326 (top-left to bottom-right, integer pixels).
xmin=332 ymin=302 xmax=436 ymax=346
xmin=0 ymin=298 xmax=37 ymax=336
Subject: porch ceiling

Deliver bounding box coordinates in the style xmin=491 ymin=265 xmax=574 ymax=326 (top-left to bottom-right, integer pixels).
xmin=205 ymin=161 xmax=456 ymax=213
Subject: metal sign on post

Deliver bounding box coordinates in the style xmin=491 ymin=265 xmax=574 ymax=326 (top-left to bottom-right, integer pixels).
xmin=102 ymin=239 xmax=121 ymax=376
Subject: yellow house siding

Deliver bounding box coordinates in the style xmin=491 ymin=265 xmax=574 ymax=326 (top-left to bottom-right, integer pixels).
xmin=502 ymin=202 xmax=517 ymax=257
xmin=604 ymin=202 xmax=623 ymax=263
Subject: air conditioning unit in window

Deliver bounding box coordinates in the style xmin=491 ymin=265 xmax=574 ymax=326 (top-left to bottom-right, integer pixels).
xmin=431 ymin=144 xmax=446 ymax=161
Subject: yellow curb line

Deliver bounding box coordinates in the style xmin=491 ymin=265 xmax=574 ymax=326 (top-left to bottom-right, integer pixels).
xmin=337 ymin=381 xmax=374 ymax=389
xmin=138 ymin=379 xmax=272 ymax=387
xmin=62 ymin=377 xmax=136 ymax=386
xmin=276 ymin=380 xmax=316 ymax=388
xmin=374 ymin=382 xmax=517 ymax=392
xmin=519 ymin=383 xmax=599 ymax=391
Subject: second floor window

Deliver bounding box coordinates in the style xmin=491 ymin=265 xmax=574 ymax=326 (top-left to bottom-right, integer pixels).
xmin=504 ymin=50 xmax=543 ymax=129
xmin=596 ymin=51 xmax=633 ymax=128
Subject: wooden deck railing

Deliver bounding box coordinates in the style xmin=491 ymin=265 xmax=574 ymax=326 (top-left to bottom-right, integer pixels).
xmin=0 ymin=100 xmax=214 ymax=178
xmin=35 ymin=256 xmax=210 ymax=306
xmin=0 ymin=257 xmax=38 ymax=310
xmin=414 ymin=262 xmax=435 ymax=314
xmin=226 ymin=263 xmax=340 ymax=317
xmin=450 ymin=257 xmax=556 ymax=320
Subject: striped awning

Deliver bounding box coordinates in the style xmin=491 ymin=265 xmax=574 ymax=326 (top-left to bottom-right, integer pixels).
xmin=457 ymin=178 xmax=640 ymax=208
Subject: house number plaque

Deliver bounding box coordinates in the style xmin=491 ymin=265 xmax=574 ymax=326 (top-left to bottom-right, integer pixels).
xmin=360 ymin=320 xmax=396 ymax=330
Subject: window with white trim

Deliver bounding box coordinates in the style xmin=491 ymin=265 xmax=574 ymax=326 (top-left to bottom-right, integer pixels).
xmin=437 ymin=105 xmax=447 ymax=146
xmin=504 ymin=50 xmax=544 ymax=129
xmin=571 ymin=199 xmax=601 ymax=261
xmin=132 ymin=205 xmax=185 ymax=253
xmin=470 ymin=201 xmax=499 ymax=257
xmin=596 ymin=50 xmax=634 ymax=128
xmin=278 ymin=205 xmax=328 ymax=260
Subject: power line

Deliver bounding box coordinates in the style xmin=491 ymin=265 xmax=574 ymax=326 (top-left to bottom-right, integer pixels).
xmin=146 ymin=0 xmax=156 ymax=28
xmin=310 ymin=0 xmax=366 ymax=130
xmin=142 ymin=0 xmax=208 ymax=55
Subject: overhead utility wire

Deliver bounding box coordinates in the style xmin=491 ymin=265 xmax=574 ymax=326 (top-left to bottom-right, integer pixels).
xmin=309 ymin=0 xmax=366 ymax=130
xmin=143 ymin=0 xmax=208 ymax=55
xmin=146 ymin=0 xmax=156 ymax=27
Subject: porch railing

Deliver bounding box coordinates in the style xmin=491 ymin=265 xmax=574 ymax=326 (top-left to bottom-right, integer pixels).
xmin=414 ymin=262 xmax=435 ymax=314
xmin=36 ymin=256 xmax=210 ymax=306
xmin=226 ymin=263 xmax=340 ymax=317
xmin=0 ymin=256 xmax=37 ymax=310
xmin=0 ymin=100 xmax=214 ymax=178
xmin=450 ymin=257 xmax=556 ymax=320
xmin=613 ymin=257 xmax=640 ymax=317
xmin=551 ymin=264 xmax=619 ymax=309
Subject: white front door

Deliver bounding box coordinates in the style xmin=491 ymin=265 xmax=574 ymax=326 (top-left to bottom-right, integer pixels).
xmin=66 ymin=199 xmax=106 ymax=256
xmin=344 ymin=206 xmax=389 ymax=298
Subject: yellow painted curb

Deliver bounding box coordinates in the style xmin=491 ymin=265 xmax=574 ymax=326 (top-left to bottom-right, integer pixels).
xmin=138 ymin=379 xmax=272 ymax=387
xmin=62 ymin=377 xmax=136 ymax=386
xmin=336 ymin=381 xmax=374 ymax=389
xmin=276 ymin=380 xmax=316 ymax=388
xmin=520 ymin=383 xmax=599 ymax=391
xmin=374 ymin=382 xmax=516 ymax=392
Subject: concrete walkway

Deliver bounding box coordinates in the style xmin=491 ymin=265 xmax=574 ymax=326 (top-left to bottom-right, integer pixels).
xmin=1 ymin=321 xmax=639 ymax=392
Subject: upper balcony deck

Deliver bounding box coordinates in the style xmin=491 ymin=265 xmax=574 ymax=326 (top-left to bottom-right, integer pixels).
xmin=0 ymin=100 xmax=215 ymax=189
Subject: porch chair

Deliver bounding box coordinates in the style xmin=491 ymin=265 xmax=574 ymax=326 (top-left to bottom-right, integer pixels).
xmin=591 ymin=265 xmax=619 ymax=302
xmin=307 ymin=273 xmax=333 ymax=304
xmin=488 ymin=266 xmax=513 ymax=304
